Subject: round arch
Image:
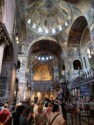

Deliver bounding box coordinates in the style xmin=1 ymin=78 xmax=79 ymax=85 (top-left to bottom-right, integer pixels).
xmin=28 ymin=36 xmax=57 ymax=53
xmin=31 ymin=51 xmax=60 ymax=68
xmin=27 ymin=38 xmax=62 ymax=68
xmin=73 ymin=59 xmax=82 ymax=70
xmin=80 ymin=26 xmax=91 ymax=52
xmin=68 ymin=16 xmax=88 ymax=46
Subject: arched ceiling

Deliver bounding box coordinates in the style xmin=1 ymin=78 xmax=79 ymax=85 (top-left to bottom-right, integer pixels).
xmin=68 ymin=16 xmax=88 ymax=45
xmin=80 ymin=27 xmax=90 ymax=49
xmin=26 ymin=0 xmax=80 ymax=5
xmin=26 ymin=0 xmax=72 ymax=36
xmin=29 ymin=40 xmax=62 ymax=58
xmin=27 ymin=39 xmax=62 ymax=68
xmin=31 ymin=51 xmax=59 ymax=68
xmin=15 ymin=0 xmax=91 ymax=45
xmin=14 ymin=0 xmax=92 ymax=70
xmin=65 ymin=0 xmax=79 ymax=4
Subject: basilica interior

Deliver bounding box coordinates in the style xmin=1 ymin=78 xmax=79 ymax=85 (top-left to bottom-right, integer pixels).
xmin=0 ymin=0 xmax=94 ymax=104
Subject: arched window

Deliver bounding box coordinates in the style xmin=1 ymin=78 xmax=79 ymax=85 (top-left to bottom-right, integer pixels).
xmin=73 ymin=60 xmax=82 ymax=70
xmin=61 ymin=64 xmax=65 ymax=75
xmin=62 ymin=64 xmax=65 ymax=71
xmin=87 ymin=44 xmax=94 ymax=69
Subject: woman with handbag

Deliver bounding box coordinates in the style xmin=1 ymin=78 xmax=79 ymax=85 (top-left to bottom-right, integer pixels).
xmin=48 ymin=103 xmax=65 ymax=125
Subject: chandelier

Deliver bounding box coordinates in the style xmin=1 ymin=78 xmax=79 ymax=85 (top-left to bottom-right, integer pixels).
xmin=26 ymin=0 xmax=73 ymax=36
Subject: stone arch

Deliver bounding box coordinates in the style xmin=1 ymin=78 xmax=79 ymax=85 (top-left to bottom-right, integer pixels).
xmin=28 ymin=37 xmax=57 ymax=51
xmin=31 ymin=51 xmax=59 ymax=69
xmin=68 ymin=16 xmax=88 ymax=46
xmin=68 ymin=16 xmax=88 ymax=58
xmin=3 ymin=43 xmax=14 ymax=62
xmin=27 ymin=38 xmax=62 ymax=68
xmin=73 ymin=59 xmax=82 ymax=70
xmin=67 ymin=16 xmax=88 ymax=72
xmin=80 ymin=27 xmax=91 ymax=52
xmin=80 ymin=26 xmax=91 ymax=70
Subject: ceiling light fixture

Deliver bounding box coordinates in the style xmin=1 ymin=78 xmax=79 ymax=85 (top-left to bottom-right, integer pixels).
xmin=28 ymin=19 xmax=31 ymax=24
xmin=59 ymin=25 xmax=62 ymax=31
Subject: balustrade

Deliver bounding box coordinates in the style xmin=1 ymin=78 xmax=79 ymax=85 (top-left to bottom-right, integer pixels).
xmin=31 ymin=81 xmax=53 ymax=91
xmin=70 ymin=69 xmax=94 ymax=89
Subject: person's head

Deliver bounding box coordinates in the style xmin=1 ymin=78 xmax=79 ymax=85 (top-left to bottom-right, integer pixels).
xmin=16 ymin=105 xmax=25 ymax=114
xmin=4 ymin=103 xmax=9 ymax=108
xmin=54 ymin=97 xmax=58 ymax=103
xmin=15 ymin=103 xmax=22 ymax=110
xmin=48 ymin=102 xmax=53 ymax=107
xmin=40 ymin=100 xmax=44 ymax=106
xmin=52 ymin=103 xmax=59 ymax=112
xmin=37 ymin=106 xmax=43 ymax=113
xmin=11 ymin=102 xmax=15 ymax=107
xmin=60 ymin=98 xmax=65 ymax=104
xmin=24 ymin=97 xmax=30 ymax=103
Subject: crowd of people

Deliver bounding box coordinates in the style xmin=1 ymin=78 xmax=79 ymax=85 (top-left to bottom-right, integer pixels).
xmin=0 ymin=97 xmax=67 ymax=125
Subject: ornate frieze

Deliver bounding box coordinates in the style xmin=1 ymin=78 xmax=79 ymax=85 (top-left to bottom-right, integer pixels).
xmin=0 ymin=22 xmax=11 ymax=46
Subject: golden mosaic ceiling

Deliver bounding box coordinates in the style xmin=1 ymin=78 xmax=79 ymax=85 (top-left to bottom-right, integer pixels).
xmin=34 ymin=64 xmax=52 ymax=81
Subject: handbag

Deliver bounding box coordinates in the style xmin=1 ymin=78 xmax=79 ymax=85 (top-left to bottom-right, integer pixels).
xmin=48 ymin=113 xmax=59 ymax=125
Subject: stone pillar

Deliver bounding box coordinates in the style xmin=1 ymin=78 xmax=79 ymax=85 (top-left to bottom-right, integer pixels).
xmin=53 ymin=66 xmax=59 ymax=81
xmin=0 ymin=44 xmax=4 ymax=74
xmin=9 ymin=65 xmax=16 ymax=104
xmin=26 ymin=64 xmax=33 ymax=99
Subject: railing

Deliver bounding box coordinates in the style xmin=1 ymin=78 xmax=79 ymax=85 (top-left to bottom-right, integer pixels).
xmin=79 ymin=113 xmax=94 ymax=125
xmin=31 ymin=81 xmax=53 ymax=91
xmin=66 ymin=105 xmax=94 ymax=125
xmin=69 ymin=69 xmax=94 ymax=89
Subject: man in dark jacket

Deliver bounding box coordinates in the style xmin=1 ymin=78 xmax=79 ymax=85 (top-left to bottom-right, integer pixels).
xmin=20 ymin=97 xmax=34 ymax=125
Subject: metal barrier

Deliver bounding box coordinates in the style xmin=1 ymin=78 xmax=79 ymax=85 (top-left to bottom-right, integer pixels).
xmin=66 ymin=109 xmax=94 ymax=125
xmin=79 ymin=113 xmax=94 ymax=125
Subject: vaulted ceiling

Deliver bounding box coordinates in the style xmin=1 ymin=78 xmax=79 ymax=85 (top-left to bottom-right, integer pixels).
xmin=14 ymin=0 xmax=93 ymax=69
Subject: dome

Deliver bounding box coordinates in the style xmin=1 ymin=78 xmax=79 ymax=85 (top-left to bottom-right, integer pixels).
xmin=26 ymin=0 xmax=73 ymax=36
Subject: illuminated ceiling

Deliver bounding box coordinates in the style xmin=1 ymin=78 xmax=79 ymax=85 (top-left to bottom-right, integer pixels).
xmin=14 ymin=0 xmax=93 ymax=71
xmin=26 ymin=0 xmax=72 ymax=36
xmin=34 ymin=64 xmax=52 ymax=81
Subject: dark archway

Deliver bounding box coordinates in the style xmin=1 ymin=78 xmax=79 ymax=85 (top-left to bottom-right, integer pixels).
xmin=73 ymin=60 xmax=82 ymax=70
xmin=3 ymin=43 xmax=14 ymax=62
